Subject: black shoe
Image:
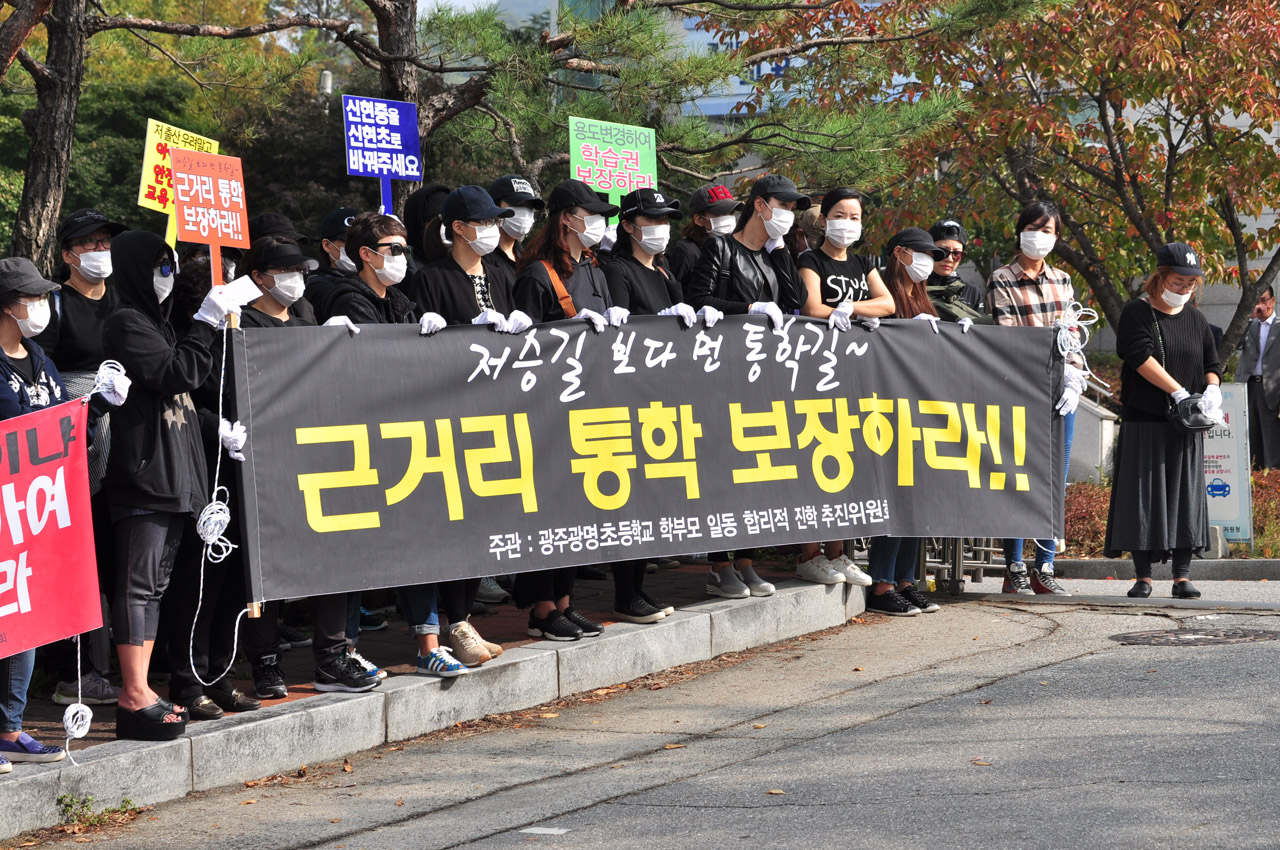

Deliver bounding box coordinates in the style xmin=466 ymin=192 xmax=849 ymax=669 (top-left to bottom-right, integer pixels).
xmin=563 ymin=607 xmax=603 ymax=636
xmin=277 ymin=622 xmax=313 ymax=651
xmin=358 ymin=608 xmax=387 ymax=632
xmin=187 ymin=695 xmax=225 ymax=721
xmin=638 ymin=590 xmax=675 ymax=616
xmin=577 ymin=565 xmax=608 ymax=581
xmin=252 ymin=654 xmax=288 ymax=700
xmin=314 ymin=654 xmax=380 ymax=692
xmin=898 ymin=584 xmax=940 ymax=613
xmin=1127 ymin=581 xmax=1152 ymax=598
xmin=865 ymin=588 xmax=921 ymax=617
xmin=1172 ymin=580 xmax=1202 ymax=599
xmin=206 ymin=686 xmax=262 ymax=713
xmin=613 ymin=598 xmax=664 ymax=624
xmin=527 ymin=611 xmax=583 ymax=641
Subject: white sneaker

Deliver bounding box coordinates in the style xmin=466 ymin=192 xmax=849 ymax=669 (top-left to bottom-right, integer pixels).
xmin=829 ymin=554 xmax=873 ymax=587
xmin=735 ymin=565 xmax=775 ymax=597
xmin=348 ymin=647 xmax=388 ymax=680
xmin=706 ymin=568 xmax=750 ymax=599
xmin=796 ymin=556 xmax=847 ymax=585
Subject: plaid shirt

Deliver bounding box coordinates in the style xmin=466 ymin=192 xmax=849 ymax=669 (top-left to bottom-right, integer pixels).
xmin=986 ymin=259 xmax=1076 ymax=328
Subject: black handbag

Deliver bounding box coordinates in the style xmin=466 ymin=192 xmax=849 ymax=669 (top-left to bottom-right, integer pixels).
xmin=1151 ymin=303 xmax=1215 ymax=433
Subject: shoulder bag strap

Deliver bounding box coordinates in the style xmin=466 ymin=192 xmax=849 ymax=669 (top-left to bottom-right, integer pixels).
xmin=540 ymin=259 xmax=577 ymax=319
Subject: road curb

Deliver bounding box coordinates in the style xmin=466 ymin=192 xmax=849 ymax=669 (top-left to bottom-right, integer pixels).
xmin=1053 ymin=559 xmax=1280 ymax=581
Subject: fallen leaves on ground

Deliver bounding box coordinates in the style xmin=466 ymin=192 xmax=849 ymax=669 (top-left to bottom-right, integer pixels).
xmin=342 ymin=759 xmax=353 ymax=773
xmin=766 ymin=789 xmax=787 ymax=795
xmin=663 ymin=744 xmax=686 ymax=750
xmin=970 ymin=759 xmax=993 ymax=767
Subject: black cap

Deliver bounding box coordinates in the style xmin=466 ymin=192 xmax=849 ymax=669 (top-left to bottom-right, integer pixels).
xmin=320 ymin=208 xmax=361 ymax=242
xmin=0 ymin=258 xmax=60 ymax=303
xmin=56 ymin=209 xmax=126 ymax=247
xmin=249 ymin=241 xmax=319 ymax=273
xmin=442 ymin=186 xmax=514 ymax=226
xmin=747 ymin=175 xmax=813 ymax=210
xmin=248 ymin=212 xmax=309 ymax=246
xmin=887 ymin=227 xmax=947 ymax=261
xmin=1157 ymin=242 xmax=1204 ymax=276
xmin=819 ymin=188 xmax=862 ymax=217
xmin=547 ymin=179 xmax=620 ymax=216
xmin=688 ymin=184 xmax=742 ymax=217
xmin=619 ymin=188 xmax=683 ymax=220
xmin=488 ymin=175 xmax=546 ymax=210
xmin=929 ymin=219 xmax=969 ymax=246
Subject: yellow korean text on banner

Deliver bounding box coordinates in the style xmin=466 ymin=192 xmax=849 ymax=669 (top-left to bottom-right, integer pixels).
xmin=137 ymin=119 xmax=219 ymax=245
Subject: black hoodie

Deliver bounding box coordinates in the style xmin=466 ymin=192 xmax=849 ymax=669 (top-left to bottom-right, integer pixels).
xmin=102 ymin=230 xmax=216 ymax=516
xmin=308 ymin=268 xmax=417 ymax=326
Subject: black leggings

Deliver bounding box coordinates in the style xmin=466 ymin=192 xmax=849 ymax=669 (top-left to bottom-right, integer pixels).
xmin=513 ymin=567 xmax=575 ymax=608
xmin=437 ymin=578 xmax=481 ymax=626
xmin=1133 ymin=549 xmax=1192 ymax=581
xmin=612 ymin=560 xmax=646 ymax=609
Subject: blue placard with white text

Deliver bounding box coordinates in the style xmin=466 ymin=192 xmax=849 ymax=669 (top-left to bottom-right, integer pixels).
xmin=341 ymin=95 xmax=422 ymax=180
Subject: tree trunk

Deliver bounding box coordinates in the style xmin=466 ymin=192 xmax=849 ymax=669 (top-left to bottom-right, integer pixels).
xmin=10 ymin=0 xmax=87 ymax=273
xmin=368 ymin=0 xmax=419 ymax=217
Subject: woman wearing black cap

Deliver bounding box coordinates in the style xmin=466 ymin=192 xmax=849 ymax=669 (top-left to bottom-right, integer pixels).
xmin=489 ymin=175 xmax=545 ymax=277
xmin=1105 ymin=243 xmax=1221 ymax=600
xmin=666 ymin=185 xmax=743 ymax=289
xmin=685 ymin=174 xmax=810 ymax=600
xmin=927 ymin=220 xmax=985 ymax=314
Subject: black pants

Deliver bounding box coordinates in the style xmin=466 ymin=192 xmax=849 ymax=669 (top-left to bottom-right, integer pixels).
xmin=612 ymin=560 xmax=646 ymax=609
xmin=162 ymin=529 xmax=245 ymax=702
xmin=113 ymin=512 xmax=186 ymax=646
xmin=514 ymin=567 xmax=575 ymax=608
xmin=1133 ymin=549 xmax=1192 ymax=581
xmin=241 ymin=593 xmax=351 ymax=667
xmin=709 ymin=549 xmax=757 ymax=563
xmin=1248 ymin=379 xmax=1280 ymax=469
xmin=437 ymin=578 xmax=481 ymax=626
xmin=49 ymin=495 xmax=116 ymax=679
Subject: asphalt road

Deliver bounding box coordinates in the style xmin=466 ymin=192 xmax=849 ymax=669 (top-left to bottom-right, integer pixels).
xmin=58 ymin=582 xmax=1280 ymax=850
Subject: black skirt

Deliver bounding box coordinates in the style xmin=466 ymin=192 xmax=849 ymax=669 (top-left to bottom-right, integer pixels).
xmin=1104 ymin=419 xmax=1207 ymax=557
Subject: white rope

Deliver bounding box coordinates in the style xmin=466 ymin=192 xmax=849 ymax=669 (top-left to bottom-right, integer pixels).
xmin=61 ymin=635 xmax=92 ymax=766
xmin=89 ymin=359 xmax=126 ymax=397
xmin=1051 ymin=301 xmax=1109 ymax=387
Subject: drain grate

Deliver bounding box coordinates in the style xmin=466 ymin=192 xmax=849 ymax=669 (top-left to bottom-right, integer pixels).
xmin=1110 ymin=628 xmax=1280 ymax=646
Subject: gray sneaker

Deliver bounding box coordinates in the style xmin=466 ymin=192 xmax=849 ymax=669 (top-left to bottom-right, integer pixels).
xmin=1003 ymin=563 xmax=1034 ymax=595
xmin=475 ymin=576 xmax=510 ymax=604
xmin=53 ymin=669 xmax=119 ymax=705
xmin=706 ymin=568 xmax=750 ymax=599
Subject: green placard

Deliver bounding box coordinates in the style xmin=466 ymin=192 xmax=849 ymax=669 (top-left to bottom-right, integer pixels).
xmin=568 ymin=116 xmax=657 ymax=210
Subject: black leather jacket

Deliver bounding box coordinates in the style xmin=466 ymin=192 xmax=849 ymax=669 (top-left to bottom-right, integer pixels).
xmin=685 ymin=234 xmax=806 ymax=315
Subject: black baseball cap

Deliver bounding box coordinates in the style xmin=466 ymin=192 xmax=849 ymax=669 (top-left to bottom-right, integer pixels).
xmin=547 ymin=179 xmax=620 ymax=216
xmin=748 ymin=175 xmax=813 ymax=210
xmin=1157 ymin=242 xmax=1204 ymax=276
xmin=0 ymin=258 xmax=60 ymax=303
xmin=320 ymin=208 xmax=361 ymax=242
xmin=488 ymin=175 xmax=546 ymax=210
xmin=886 ymin=227 xmax=947 ymax=261
xmin=929 ymin=219 xmax=969 ymax=246
xmin=248 ymin=212 xmax=309 ymax=245
xmin=619 ymin=188 xmax=683 ymax=220
xmin=56 ymin=209 xmax=126 ymax=247
xmin=249 ymin=240 xmax=319 ymax=273
xmin=688 ymin=184 xmax=742 ymax=217
xmin=442 ymin=186 xmax=514 ymax=226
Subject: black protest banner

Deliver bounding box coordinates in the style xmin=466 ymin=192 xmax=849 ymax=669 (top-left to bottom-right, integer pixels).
xmin=230 ymin=316 xmax=1065 ymax=602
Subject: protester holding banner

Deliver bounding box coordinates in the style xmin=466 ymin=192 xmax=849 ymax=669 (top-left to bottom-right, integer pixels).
xmin=986 ymin=202 xmax=1079 ymax=596
xmin=308 ymin=212 xmax=417 ymax=326
xmin=666 ymin=185 xmax=742 ymax=288
xmin=489 ymin=174 xmax=545 ymax=277
xmin=1105 ymin=244 xmax=1221 ymax=600
xmin=927 ymin=219 xmax=985 ymax=315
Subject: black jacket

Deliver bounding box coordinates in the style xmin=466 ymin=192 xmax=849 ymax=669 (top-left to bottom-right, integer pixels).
xmin=685 ymin=234 xmax=805 ymax=315
xmin=514 ymin=256 xmax=612 ymax=322
xmin=665 ymin=237 xmax=704 ymax=289
xmin=604 ymin=253 xmax=681 ymax=315
xmin=102 ymin=229 xmax=215 ymax=516
xmin=402 ymin=254 xmax=516 ymax=324
xmin=308 ymin=272 xmax=417 ymax=326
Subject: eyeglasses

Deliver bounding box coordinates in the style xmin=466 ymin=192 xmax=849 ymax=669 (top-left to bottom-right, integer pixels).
xmin=374 ymin=243 xmax=411 ymax=257
xmin=465 ymin=219 xmax=499 ymax=229
xmin=1165 ymin=280 xmax=1198 ymax=294
xmin=941 ymin=249 xmax=966 ymax=260
xmin=72 ymin=237 xmax=111 ymax=251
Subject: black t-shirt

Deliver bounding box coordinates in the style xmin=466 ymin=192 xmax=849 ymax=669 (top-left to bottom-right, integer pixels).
xmin=666 ymin=238 xmax=703 ymax=289
xmin=514 ymin=256 xmax=612 ymax=322
xmin=8 ymin=350 xmax=35 ymax=385
xmin=34 ymin=284 xmax=119 ymax=372
xmin=604 ymin=254 xmax=682 ymax=315
xmin=796 ymin=249 xmax=876 ymax=308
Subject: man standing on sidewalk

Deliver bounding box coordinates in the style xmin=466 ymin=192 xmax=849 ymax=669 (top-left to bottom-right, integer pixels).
xmin=1239 ymin=286 xmax=1280 ymax=469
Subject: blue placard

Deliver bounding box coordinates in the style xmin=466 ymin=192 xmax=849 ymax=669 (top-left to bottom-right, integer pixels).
xmin=341 ymin=95 xmax=422 ymax=181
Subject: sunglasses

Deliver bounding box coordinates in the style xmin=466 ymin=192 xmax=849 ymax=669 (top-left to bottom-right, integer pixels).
xmin=374 ymin=243 xmax=411 ymax=257
xmin=941 ymin=249 xmax=966 ymax=260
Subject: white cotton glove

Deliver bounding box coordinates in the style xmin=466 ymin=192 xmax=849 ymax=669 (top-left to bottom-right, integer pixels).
xmin=1064 ymin=364 xmax=1089 ymax=394
xmin=471 ymin=308 xmax=506 ymax=328
xmin=913 ymin=313 xmax=940 ymax=333
xmin=502 ymin=310 xmax=533 ymax=334
xmin=658 ymin=302 xmax=698 ymax=327
xmin=419 ymin=312 xmax=447 ymax=335
xmin=697 ymin=305 xmax=724 ymax=328
xmin=957 ymin=317 xmax=974 ymax=334
xmin=219 ymin=417 xmax=247 ymax=462
xmin=1201 ymin=383 xmax=1223 ymax=411
xmin=1056 ymin=385 xmax=1080 ymax=417
xmin=1170 ymin=388 xmax=1190 ymax=404
xmin=604 ymin=306 xmax=630 ymax=327
xmin=577 ymin=308 xmax=607 ymax=333
xmin=855 ymin=315 xmax=880 ymax=331
xmin=194 ymin=288 xmax=240 ymax=329
xmin=94 ymin=362 xmax=131 ymax=406
xmin=323 ymin=315 xmax=361 ymax=334
xmin=827 ymin=302 xmax=854 ymax=332
xmin=748 ymin=301 xmax=785 ymax=331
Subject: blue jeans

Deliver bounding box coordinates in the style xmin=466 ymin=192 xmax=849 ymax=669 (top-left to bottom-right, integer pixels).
xmin=868 ymin=537 xmax=922 ymax=586
xmin=0 ymin=649 xmax=35 ymax=732
xmin=1005 ymin=410 xmax=1075 ymax=573
xmin=397 ymin=585 xmax=440 ymax=636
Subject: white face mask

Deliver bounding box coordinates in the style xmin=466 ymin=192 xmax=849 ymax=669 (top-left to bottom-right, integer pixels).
xmin=1162 ymin=288 xmax=1192 ymax=309
xmin=10 ymin=299 xmax=50 ymax=338
xmin=572 ymin=213 xmax=607 ymax=248
xmin=373 ymin=251 xmax=408 ymax=285
xmin=634 ymin=223 xmax=671 ymax=255
xmin=464 ymin=223 xmax=501 ymax=257
xmin=501 ymin=208 xmax=536 ymax=239
xmin=824 ymin=219 xmax=862 ymax=248
xmin=76 ymin=250 xmax=112 ymax=282
xmin=154 ymin=271 xmax=174 ymax=302
xmin=332 ymin=247 xmax=357 ymax=273
xmin=708 ymin=215 xmax=736 ymax=236
xmin=1020 ymin=230 xmax=1057 ymax=260
xmin=762 ymin=205 xmax=795 ymax=240
xmin=904 ymin=250 xmax=934 ymax=283
xmin=269 ymin=271 xmax=305 ymax=307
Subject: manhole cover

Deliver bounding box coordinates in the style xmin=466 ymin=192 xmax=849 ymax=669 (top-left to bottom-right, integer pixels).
xmin=1110 ymin=628 xmax=1280 ymax=646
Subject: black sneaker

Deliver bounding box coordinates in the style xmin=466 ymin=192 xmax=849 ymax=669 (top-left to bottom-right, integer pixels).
xmin=527 ymin=611 xmax=583 ymax=641
xmin=277 ymin=622 xmax=313 ymax=651
xmin=898 ymin=584 xmax=940 ymax=613
xmin=252 ymin=654 xmax=288 ymax=700
xmin=563 ymin=607 xmax=604 ymax=636
xmin=1172 ymin=580 xmax=1202 ymax=599
xmin=358 ymin=608 xmax=387 ymax=632
xmin=638 ymin=590 xmax=675 ymax=616
xmin=865 ymin=588 xmax=922 ymax=617
xmin=613 ymin=598 xmax=664 ymax=624
xmin=314 ymin=654 xmax=381 ymax=692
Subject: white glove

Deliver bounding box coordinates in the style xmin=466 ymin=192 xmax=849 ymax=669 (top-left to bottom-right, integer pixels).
xmin=1201 ymin=383 xmax=1223 ymax=411
xmin=658 ymin=303 xmax=698 ymax=327
xmin=827 ymin=302 xmax=854 ymax=332
xmin=748 ymin=301 xmax=785 ymax=331
xmin=604 ymin=306 xmax=630 ymax=327
xmin=323 ymin=315 xmax=360 ymax=334
xmin=219 ymin=417 xmax=247 ymax=462
xmin=1056 ymin=385 xmax=1080 ymax=417
xmin=577 ymin=308 xmax=607 ymax=333
xmin=855 ymin=315 xmax=880 ymax=331
xmin=419 ymin=312 xmax=447 ymax=335
xmin=471 ymin=308 xmax=506 ymax=328
xmin=94 ymin=362 xmax=131 ymax=406
xmin=697 ymin=305 xmax=724 ymax=328
xmin=1170 ymin=388 xmax=1190 ymax=404
xmin=194 ymin=288 xmax=240 ymax=329
xmin=1064 ymin=364 xmax=1089 ymax=394
xmin=957 ymin=317 xmax=974 ymax=334
xmin=502 ymin=310 xmax=533 ymax=334
xmin=913 ymin=313 xmax=940 ymax=333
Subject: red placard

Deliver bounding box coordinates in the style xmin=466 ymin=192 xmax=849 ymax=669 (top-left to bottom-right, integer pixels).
xmin=0 ymin=401 xmax=99 ymax=659
xmin=171 ymin=149 xmax=249 ymax=286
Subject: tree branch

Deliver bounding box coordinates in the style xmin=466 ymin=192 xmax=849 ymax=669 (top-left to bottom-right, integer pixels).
xmin=741 ymin=29 xmax=931 ymax=65
xmin=475 ymin=102 xmax=528 ymax=175
xmin=419 ymin=72 xmax=492 ymax=137
xmin=14 ymin=47 xmax=49 ymax=86
xmin=86 ymin=13 xmax=355 ymax=39
xmin=0 ymin=0 xmax=52 ymax=85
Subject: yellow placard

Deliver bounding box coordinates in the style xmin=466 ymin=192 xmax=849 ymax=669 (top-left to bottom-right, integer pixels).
xmin=138 ymin=119 xmax=219 ymax=245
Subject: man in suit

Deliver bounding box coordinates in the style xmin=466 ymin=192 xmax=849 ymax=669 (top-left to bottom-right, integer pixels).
xmin=1239 ymin=286 xmax=1280 ymax=468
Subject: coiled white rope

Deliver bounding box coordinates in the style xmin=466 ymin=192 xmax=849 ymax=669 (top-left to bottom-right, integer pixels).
xmin=89 ymin=359 xmax=126 ymax=397
xmin=1051 ymin=301 xmax=1108 ymax=387
xmin=61 ymin=635 xmax=92 ymax=765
